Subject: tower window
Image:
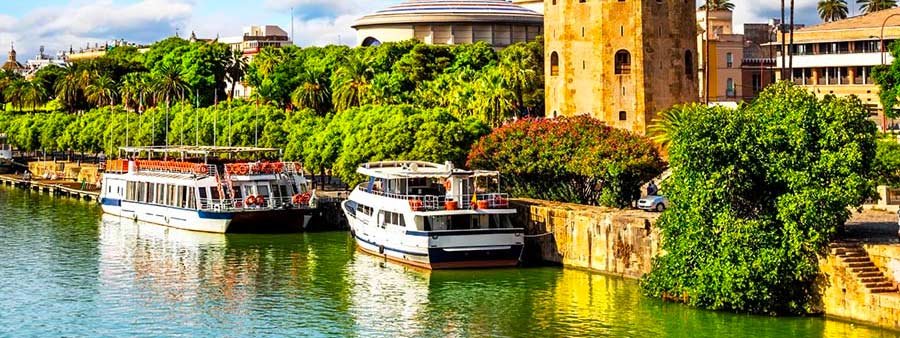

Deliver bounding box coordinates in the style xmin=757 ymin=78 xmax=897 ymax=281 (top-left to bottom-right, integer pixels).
xmin=684 ymin=50 xmax=693 ymax=76
xmin=615 ymin=50 xmax=631 ymax=75
xmin=619 ymin=111 xmax=627 ymax=121
xmin=551 ymin=52 xmax=560 ymax=76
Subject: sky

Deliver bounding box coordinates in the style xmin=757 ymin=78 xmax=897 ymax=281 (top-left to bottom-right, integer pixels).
xmin=0 ymin=0 xmax=874 ymax=61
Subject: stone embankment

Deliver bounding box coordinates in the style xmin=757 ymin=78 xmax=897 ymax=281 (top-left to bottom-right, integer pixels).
xmin=512 ymin=198 xmax=900 ymax=331
xmin=511 ymin=199 xmax=660 ymax=279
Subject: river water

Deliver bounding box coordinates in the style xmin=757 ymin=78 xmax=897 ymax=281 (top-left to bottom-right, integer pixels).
xmin=0 ymin=186 xmax=898 ymax=337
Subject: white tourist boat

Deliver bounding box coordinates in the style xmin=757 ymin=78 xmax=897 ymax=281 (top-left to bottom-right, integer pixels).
xmin=342 ymin=161 xmax=524 ymax=269
xmin=99 ymin=146 xmax=315 ymax=233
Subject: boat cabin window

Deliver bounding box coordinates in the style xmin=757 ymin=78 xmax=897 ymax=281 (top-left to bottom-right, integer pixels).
xmin=357 ymin=204 xmax=373 ymax=216
xmin=278 ymin=185 xmax=289 ymax=198
xmin=382 ymin=211 xmax=406 ymax=227
xmin=232 ymin=188 xmax=243 ymax=199
xmin=199 ymin=187 xmax=208 ymax=199
xmin=211 ymin=188 xmax=221 ymax=200
xmin=258 ymin=185 xmax=270 ymax=198
xmin=421 ymin=214 xmax=513 ymax=231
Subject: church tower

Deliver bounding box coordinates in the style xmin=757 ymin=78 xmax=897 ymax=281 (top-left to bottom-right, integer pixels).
xmin=2 ymin=42 xmax=23 ymax=72
xmin=544 ymin=0 xmax=699 ymax=135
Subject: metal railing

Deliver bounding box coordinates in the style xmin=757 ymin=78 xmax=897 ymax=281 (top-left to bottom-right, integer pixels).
xmin=199 ymin=195 xmax=311 ymax=212
xmin=356 ymin=185 xmax=510 ymax=211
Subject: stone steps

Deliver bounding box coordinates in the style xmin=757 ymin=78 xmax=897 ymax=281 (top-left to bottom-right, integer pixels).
xmin=871 ymin=287 xmax=899 ymax=294
xmin=832 ymin=242 xmax=899 ymax=295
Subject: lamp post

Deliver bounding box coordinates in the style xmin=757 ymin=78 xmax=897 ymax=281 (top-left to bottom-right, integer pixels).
xmin=880 ymin=13 xmax=900 ymax=131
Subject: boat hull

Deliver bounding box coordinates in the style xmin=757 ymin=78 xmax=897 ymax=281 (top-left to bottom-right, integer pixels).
xmin=101 ymin=198 xmax=313 ymax=234
xmin=345 ymin=206 xmax=524 ymax=270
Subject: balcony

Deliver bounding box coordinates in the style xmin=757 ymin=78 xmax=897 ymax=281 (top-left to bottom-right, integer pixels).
xmin=356 ymin=185 xmax=510 ymax=211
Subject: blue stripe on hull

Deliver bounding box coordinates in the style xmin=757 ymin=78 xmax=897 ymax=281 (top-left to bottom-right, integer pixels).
xmin=100 ymin=198 xmax=122 ymax=207
xmin=198 ymin=211 xmax=235 ymax=220
xmin=428 ymin=245 xmax=524 ymax=264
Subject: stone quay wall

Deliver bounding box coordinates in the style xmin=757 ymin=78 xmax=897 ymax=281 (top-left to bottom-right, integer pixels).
xmin=511 ymin=199 xmax=660 ymax=279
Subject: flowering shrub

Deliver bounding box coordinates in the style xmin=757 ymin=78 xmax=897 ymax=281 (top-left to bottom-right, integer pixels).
xmin=467 ymin=115 xmax=664 ymax=207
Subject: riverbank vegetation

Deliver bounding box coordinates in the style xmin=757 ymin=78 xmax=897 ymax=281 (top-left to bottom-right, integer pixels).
xmin=0 ymin=36 xmax=543 ymax=127
xmin=0 ymin=102 xmax=489 ymax=186
xmin=641 ymin=83 xmax=878 ymax=314
xmin=467 ymin=116 xmax=664 ymax=208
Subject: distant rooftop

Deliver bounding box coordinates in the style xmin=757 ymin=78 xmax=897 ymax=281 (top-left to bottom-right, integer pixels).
xmin=796 ymin=7 xmax=900 ymax=32
xmin=354 ymin=0 xmax=542 ymax=28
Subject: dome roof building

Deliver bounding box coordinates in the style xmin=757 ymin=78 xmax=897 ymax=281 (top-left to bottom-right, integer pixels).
xmin=353 ymin=0 xmax=543 ymax=48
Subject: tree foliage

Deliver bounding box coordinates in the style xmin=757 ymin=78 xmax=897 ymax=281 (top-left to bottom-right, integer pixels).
xmin=467 ymin=116 xmax=665 ymax=207
xmin=641 ymin=83 xmax=877 ymax=315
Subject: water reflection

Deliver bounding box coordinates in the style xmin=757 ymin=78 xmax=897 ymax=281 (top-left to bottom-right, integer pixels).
xmin=0 ymin=193 xmax=892 ymax=337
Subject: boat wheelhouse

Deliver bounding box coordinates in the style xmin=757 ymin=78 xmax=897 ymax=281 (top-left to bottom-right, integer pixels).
xmin=342 ymin=161 xmax=523 ymax=269
xmin=99 ymin=146 xmax=315 ymax=233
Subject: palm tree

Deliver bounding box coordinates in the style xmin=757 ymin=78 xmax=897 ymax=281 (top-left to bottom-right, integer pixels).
xmin=152 ymin=64 xmax=189 ymax=107
xmin=818 ymin=0 xmax=849 ymax=22
xmin=22 ymin=81 xmax=47 ymax=111
xmin=3 ymin=80 xmax=28 ymax=111
xmin=120 ymin=73 xmax=144 ymax=112
xmin=291 ymin=69 xmax=332 ymax=115
xmin=700 ymin=0 xmax=735 ymax=11
xmin=333 ymin=54 xmax=374 ymax=112
xmin=225 ymin=49 xmax=247 ymax=101
xmin=858 ymin=0 xmax=897 ymax=13
xmin=254 ymin=48 xmax=285 ymax=78
xmin=648 ymin=106 xmax=694 ymax=150
xmin=472 ymin=69 xmax=516 ymax=127
xmin=85 ymin=75 xmax=118 ymax=108
xmin=55 ymin=67 xmax=94 ymax=113
xmin=499 ymin=47 xmax=539 ymax=117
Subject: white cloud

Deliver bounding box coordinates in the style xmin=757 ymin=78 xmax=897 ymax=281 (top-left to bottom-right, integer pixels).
xmin=0 ymin=0 xmax=193 ymax=60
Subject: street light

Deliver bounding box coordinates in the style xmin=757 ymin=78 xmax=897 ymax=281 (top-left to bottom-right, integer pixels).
xmin=880 ymin=13 xmax=900 ymax=66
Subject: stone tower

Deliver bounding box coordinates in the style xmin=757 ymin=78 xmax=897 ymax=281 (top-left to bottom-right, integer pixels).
xmin=2 ymin=42 xmax=23 ymax=72
xmin=545 ymin=0 xmax=699 ymax=135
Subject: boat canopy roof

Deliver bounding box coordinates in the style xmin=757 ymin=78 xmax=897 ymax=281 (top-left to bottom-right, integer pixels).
xmin=119 ymin=146 xmax=281 ymax=157
xmin=357 ymin=161 xmax=499 ymax=180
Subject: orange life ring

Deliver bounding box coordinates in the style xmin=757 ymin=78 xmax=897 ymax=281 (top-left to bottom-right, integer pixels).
xmin=195 ymin=164 xmax=208 ymax=175
xmin=234 ymin=200 xmax=244 ymax=209
xmin=237 ymin=164 xmax=249 ymax=175
xmin=443 ymin=179 xmax=452 ymax=191
xmin=255 ymin=195 xmax=266 ymax=207
xmin=245 ymin=195 xmax=257 ymax=206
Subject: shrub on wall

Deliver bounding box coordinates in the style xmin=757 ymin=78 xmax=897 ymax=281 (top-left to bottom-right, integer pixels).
xmin=641 ymin=82 xmax=877 ymax=314
xmin=466 ymin=115 xmax=665 ymax=208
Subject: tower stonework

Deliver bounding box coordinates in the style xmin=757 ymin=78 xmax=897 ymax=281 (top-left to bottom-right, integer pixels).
xmin=545 ymin=0 xmax=699 ymax=135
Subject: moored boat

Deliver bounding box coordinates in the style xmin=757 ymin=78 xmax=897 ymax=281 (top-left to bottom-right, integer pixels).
xmin=99 ymin=146 xmax=315 ymax=233
xmin=342 ymin=161 xmax=523 ymax=269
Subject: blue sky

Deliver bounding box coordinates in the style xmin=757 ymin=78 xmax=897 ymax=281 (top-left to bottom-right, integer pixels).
xmin=0 ymin=0 xmax=868 ymax=60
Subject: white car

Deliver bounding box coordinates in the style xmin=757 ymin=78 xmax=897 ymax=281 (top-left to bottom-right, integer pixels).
xmin=638 ymin=195 xmax=669 ymax=212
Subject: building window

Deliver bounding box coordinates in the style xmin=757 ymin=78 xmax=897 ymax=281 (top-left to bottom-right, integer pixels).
xmin=752 ymin=74 xmax=761 ymax=92
xmin=726 ymin=78 xmax=735 ymax=97
xmin=619 ymin=111 xmax=627 ymax=121
xmin=684 ymin=50 xmax=693 ymax=76
xmin=615 ymin=50 xmax=631 ymax=75
xmin=726 ymin=52 xmax=733 ymax=68
xmin=550 ymin=52 xmax=559 ymax=76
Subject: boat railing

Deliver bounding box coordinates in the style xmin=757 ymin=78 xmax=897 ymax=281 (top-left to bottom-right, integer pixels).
xmin=356 ymin=185 xmax=510 ymax=211
xmin=132 ymin=160 xmax=214 ymax=176
xmin=198 ymin=195 xmax=311 ymax=212
xmin=224 ymin=162 xmax=304 ymax=176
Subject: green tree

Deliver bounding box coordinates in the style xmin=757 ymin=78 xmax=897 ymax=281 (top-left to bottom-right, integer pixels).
xmin=85 ymin=75 xmax=118 ymax=107
xmin=818 ymin=0 xmax=849 ymax=21
xmin=225 ymin=49 xmax=247 ymax=101
xmin=333 ymin=53 xmax=374 ymax=112
xmin=471 ymin=68 xmax=517 ymax=127
xmin=858 ymin=0 xmax=897 ymax=13
xmin=700 ymin=0 xmax=736 ymax=11
xmin=291 ymin=69 xmax=332 ymax=115
xmin=642 ymin=83 xmax=877 ymax=314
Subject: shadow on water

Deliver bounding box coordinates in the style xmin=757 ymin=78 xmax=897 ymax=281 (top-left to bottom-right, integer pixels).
xmin=0 ymin=185 xmax=898 ymax=337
